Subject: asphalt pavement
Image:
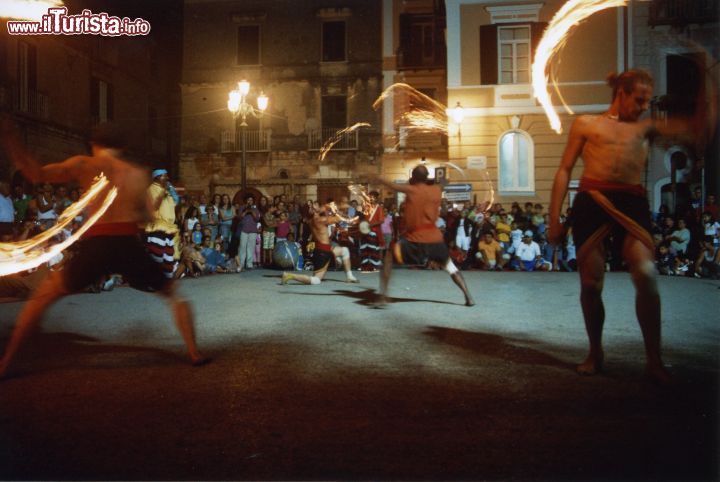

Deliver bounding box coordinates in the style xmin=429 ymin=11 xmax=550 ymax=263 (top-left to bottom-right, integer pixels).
xmin=0 ymin=269 xmax=718 ymax=481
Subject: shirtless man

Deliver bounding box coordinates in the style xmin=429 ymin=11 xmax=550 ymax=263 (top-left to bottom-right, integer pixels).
xmin=548 ymin=69 xmax=707 ymax=383
xmin=0 ymin=122 xmax=208 ymax=380
xmin=281 ymin=201 xmax=359 ymax=285
xmin=372 ymin=164 xmax=475 ymax=308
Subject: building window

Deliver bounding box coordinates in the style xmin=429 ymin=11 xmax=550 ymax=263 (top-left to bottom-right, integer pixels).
xmin=17 ymin=41 xmax=37 ymax=112
xmin=398 ymin=14 xmax=445 ymax=69
xmin=498 ymin=25 xmax=530 ymax=84
xmin=322 ymin=21 xmax=346 ymax=62
xmin=321 ymin=95 xmax=347 ymax=129
xmin=237 ymin=25 xmax=260 ymax=65
xmin=498 ymin=130 xmax=534 ymax=193
xmin=91 ymin=77 xmax=113 ymax=124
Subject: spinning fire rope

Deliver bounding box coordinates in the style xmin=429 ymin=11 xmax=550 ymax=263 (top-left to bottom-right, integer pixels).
xmin=0 ymin=0 xmax=63 ymax=22
xmin=0 ymin=174 xmax=118 ymax=276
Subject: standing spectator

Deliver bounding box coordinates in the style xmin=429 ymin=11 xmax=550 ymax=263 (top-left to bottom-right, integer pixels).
xmin=197 ymin=193 xmax=208 ymax=216
xmin=54 ymin=185 xmax=72 ymax=215
xmin=666 ymin=218 xmax=690 ymax=256
xmin=704 ymin=194 xmax=718 ymax=221
xmin=0 ymin=181 xmax=14 ymax=240
xmin=234 ymin=195 xmax=260 ymax=272
xmin=276 ymin=211 xmax=291 ymax=243
xmin=455 ymin=210 xmax=472 ymax=257
xmin=205 ymin=201 xmax=219 ymax=244
xmin=145 ymin=169 xmax=179 ymax=279
xmin=35 ymin=182 xmax=57 ymax=229
xmin=262 ymin=205 xmax=278 ymax=267
xmin=531 ymin=203 xmax=545 ymax=229
xmin=359 ymin=191 xmax=385 ymax=272
xmin=12 ymin=184 xmax=31 ymax=224
xmin=184 ymin=206 xmax=200 ymax=234
xmin=494 ymin=211 xmax=512 ymax=252
xmin=218 ymin=194 xmax=234 ymax=241
xmin=287 ymin=201 xmax=301 ymax=238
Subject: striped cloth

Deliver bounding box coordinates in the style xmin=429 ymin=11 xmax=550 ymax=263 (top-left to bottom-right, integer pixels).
xmin=145 ymin=230 xmax=177 ymax=278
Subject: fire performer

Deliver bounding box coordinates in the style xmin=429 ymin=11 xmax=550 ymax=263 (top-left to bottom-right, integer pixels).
xmin=371 ymin=164 xmax=475 ymax=308
xmin=0 ymin=122 xmax=209 ymax=380
xmin=548 ymin=69 xmax=711 ymax=384
xmin=281 ymin=201 xmax=359 ymax=285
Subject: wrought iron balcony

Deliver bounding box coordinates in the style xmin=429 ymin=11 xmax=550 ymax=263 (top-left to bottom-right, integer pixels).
xmin=307 ymin=127 xmax=360 ymax=151
xmin=648 ymin=0 xmax=718 ymax=27
xmin=0 ymin=85 xmax=50 ymax=119
xmin=220 ymin=129 xmax=272 ymax=153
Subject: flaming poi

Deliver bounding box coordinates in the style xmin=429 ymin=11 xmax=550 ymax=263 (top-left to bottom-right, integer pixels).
xmin=0 ymin=0 xmax=64 ymax=21
xmin=532 ymin=0 xmax=630 ymax=134
xmin=0 ymin=174 xmax=118 ymax=276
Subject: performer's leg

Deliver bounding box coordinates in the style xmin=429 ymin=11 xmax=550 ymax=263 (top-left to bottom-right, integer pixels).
xmin=445 ymin=259 xmax=475 ymax=306
xmin=282 ymin=266 xmax=327 ymax=285
xmin=158 ymin=282 xmax=209 ymax=366
xmin=622 ymin=236 xmax=670 ymax=384
xmin=577 ymin=245 xmax=607 ymax=375
xmin=0 ymin=271 xmax=67 ymax=379
xmin=333 ymin=246 xmax=358 ymax=282
xmin=375 ymin=248 xmax=394 ymax=307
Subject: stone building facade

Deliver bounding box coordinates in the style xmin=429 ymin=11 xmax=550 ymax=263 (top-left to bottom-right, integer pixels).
xmin=179 ymin=0 xmax=384 ymax=203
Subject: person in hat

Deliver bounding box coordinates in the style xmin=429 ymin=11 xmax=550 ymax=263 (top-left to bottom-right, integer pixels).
xmin=145 ymin=169 xmax=180 ymax=278
xmin=0 ymin=121 xmax=209 ymax=380
xmin=512 ymin=230 xmax=551 ymax=271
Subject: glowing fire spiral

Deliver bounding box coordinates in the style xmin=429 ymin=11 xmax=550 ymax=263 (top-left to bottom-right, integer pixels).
xmin=532 ymin=0 xmax=629 ymax=134
xmin=318 ymin=123 xmax=371 ymax=162
xmin=0 ymin=174 xmax=117 ymax=276
xmin=0 ymin=0 xmax=64 ymax=21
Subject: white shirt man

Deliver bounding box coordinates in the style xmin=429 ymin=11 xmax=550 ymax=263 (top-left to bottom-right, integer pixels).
xmin=514 ymin=230 xmax=550 ymax=271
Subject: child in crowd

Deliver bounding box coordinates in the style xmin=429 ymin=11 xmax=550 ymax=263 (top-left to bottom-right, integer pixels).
xmin=655 ymin=242 xmax=675 ymax=276
xmin=191 ymin=222 xmax=203 ymax=246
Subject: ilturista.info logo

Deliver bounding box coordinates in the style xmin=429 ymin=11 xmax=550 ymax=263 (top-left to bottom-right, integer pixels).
xmin=7 ymin=7 xmax=151 ymax=36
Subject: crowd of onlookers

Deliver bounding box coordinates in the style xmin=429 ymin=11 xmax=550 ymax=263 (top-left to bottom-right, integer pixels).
xmin=1 ymin=178 xmax=719 ymax=292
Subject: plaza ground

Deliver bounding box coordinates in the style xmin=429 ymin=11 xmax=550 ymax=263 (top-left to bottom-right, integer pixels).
xmin=0 ymin=269 xmax=718 ymax=481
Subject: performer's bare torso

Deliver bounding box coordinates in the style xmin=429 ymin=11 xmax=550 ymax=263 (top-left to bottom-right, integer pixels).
xmin=578 ymin=115 xmax=652 ymax=185
xmin=74 ymin=152 xmax=150 ymax=225
xmin=309 ymin=211 xmax=332 ymax=245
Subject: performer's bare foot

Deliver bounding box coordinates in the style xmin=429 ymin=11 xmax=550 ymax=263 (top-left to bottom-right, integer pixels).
xmin=372 ymin=294 xmax=388 ymax=309
xmin=576 ymin=354 xmax=604 ymax=375
xmin=465 ymin=297 xmax=475 ymax=307
xmin=281 ymin=272 xmax=292 ymax=284
xmin=346 ymin=274 xmax=359 ymax=283
xmin=191 ymin=355 xmax=212 ymax=367
xmin=645 ymin=363 xmax=673 ymax=386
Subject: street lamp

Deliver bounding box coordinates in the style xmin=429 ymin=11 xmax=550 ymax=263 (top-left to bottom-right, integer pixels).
xmin=227 ymin=80 xmax=269 ymax=194
xmin=450 ymin=101 xmax=464 ymax=141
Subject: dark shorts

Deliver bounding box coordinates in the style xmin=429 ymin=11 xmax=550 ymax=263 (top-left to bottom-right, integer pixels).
xmin=63 ymin=235 xmax=168 ymax=293
xmin=569 ymin=191 xmax=653 ymax=251
xmin=393 ymin=238 xmax=449 ymax=266
xmin=312 ymin=246 xmax=334 ymax=272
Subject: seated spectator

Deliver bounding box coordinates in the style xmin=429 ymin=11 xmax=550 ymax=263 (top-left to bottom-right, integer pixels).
xmin=476 ymin=232 xmax=505 ymax=271
xmin=666 ymin=218 xmax=690 ymax=256
xmin=494 ymin=211 xmax=512 ymax=252
xmin=177 ymin=242 xmax=205 ymax=278
xmin=701 ymin=211 xmax=720 ymax=249
xmin=191 ymin=222 xmax=203 ymax=246
xmin=200 ymin=236 xmax=228 ymax=274
xmin=11 ymin=184 xmax=31 ymax=224
xmin=655 ymin=242 xmax=675 ymax=276
xmin=508 ymin=221 xmax=523 ymax=256
xmin=694 ymin=235 xmax=719 ymax=279
xmin=511 ymin=230 xmax=551 ymax=271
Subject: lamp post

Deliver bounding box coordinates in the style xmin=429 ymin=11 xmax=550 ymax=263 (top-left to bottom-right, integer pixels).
xmin=450 ymin=101 xmax=465 ymax=141
xmin=227 ymin=80 xmax=268 ymax=194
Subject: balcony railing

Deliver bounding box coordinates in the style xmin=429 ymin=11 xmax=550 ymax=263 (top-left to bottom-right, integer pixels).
xmin=649 ymin=0 xmax=718 ymax=26
xmin=220 ymin=129 xmax=271 ymax=153
xmin=308 ymin=127 xmax=360 ymax=151
xmin=0 ymin=85 xmax=50 ymax=119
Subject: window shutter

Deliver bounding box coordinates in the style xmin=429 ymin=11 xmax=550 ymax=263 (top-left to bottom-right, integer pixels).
xmin=480 ymin=24 xmax=497 ymax=85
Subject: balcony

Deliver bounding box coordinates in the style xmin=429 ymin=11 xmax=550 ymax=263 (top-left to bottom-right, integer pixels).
xmin=0 ymin=85 xmax=50 ymax=119
xmin=648 ymin=0 xmax=718 ymax=27
xmin=220 ymin=129 xmax=272 ymax=153
xmin=308 ymin=127 xmax=360 ymax=151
